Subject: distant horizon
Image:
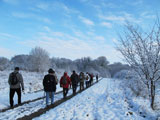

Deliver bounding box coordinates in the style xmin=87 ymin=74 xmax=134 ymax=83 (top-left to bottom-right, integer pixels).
xmin=0 ymin=0 xmax=159 ymax=64
xmin=1 ymin=47 xmax=125 ymax=64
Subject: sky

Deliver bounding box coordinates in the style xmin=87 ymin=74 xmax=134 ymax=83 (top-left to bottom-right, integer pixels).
xmin=0 ymin=0 xmax=159 ymax=63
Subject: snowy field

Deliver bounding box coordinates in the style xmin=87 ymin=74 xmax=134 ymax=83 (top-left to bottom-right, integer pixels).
xmin=0 ymin=89 xmax=74 ymax=120
xmin=0 ymin=70 xmax=160 ymax=120
xmin=0 ymin=70 xmax=65 ymax=110
xmin=33 ymin=78 xmax=150 ymax=120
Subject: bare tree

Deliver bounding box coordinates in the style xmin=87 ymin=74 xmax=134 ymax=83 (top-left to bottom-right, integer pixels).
xmin=117 ymin=19 xmax=160 ymax=109
xmin=0 ymin=57 xmax=10 ymax=71
xmin=29 ymin=47 xmax=50 ymax=72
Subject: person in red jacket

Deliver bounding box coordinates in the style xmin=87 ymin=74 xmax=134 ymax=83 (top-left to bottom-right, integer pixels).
xmin=60 ymin=72 xmax=71 ymax=98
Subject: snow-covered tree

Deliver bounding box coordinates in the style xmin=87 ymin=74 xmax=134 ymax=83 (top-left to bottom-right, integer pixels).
xmin=117 ymin=19 xmax=160 ymax=109
xmin=10 ymin=55 xmax=30 ymax=70
xmin=75 ymin=57 xmax=93 ymax=72
xmin=95 ymin=56 xmax=109 ymax=68
xmin=29 ymin=47 xmax=50 ymax=72
xmin=0 ymin=57 xmax=10 ymax=71
xmin=93 ymin=56 xmax=110 ymax=77
xmin=108 ymin=62 xmax=130 ymax=77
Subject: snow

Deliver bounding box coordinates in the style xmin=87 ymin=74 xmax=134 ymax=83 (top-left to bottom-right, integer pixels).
xmin=33 ymin=78 xmax=146 ymax=120
xmin=0 ymin=70 xmax=63 ymax=110
xmin=0 ymin=70 xmax=159 ymax=120
xmin=0 ymin=90 xmax=73 ymax=120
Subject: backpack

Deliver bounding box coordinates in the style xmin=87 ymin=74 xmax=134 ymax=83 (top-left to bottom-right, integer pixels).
xmin=43 ymin=75 xmax=56 ymax=92
xmin=71 ymin=74 xmax=78 ymax=84
xmin=86 ymin=75 xmax=89 ymax=80
xmin=10 ymin=73 xmax=18 ymax=85
xmin=62 ymin=76 xmax=67 ymax=85
xmin=79 ymin=75 xmax=83 ymax=80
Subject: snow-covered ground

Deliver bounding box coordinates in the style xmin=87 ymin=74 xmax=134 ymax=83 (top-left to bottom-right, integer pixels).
xmin=1 ymin=70 xmax=159 ymax=120
xmin=33 ymin=78 xmax=149 ymax=120
xmin=0 ymin=89 xmax=74 ymax=120
xmin=0 ymin=70 xmax=64 ymax=110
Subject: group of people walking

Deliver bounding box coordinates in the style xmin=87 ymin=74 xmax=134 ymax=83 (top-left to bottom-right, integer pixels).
xmin=8 ymin=67 xmax=99 ymax=107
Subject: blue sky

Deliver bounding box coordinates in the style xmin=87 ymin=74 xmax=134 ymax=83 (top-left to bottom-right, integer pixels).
xmin=0 ymin=0 xmax=159 ymax=63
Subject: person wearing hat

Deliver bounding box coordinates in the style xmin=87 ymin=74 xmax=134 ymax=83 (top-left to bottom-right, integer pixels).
xmin=43 ymin=68 xmax=57 ymax=106
xmin=8 ymin=67 xmax=24 ymax=107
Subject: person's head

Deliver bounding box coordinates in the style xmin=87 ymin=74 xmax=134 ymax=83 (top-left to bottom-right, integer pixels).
xmin=14 ymin=67 xmax=19 ymax=72
xmin=64 ymin=72 xmax=67 ymax=76
xmin=73 ymin=70 xmax=75 ymax=74
xmin=48 ymin=68 xmax=54 ymax=74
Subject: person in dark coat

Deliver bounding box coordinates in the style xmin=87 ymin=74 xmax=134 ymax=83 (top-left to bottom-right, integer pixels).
xmin=60 ymin=72 xmax=71 ymax=98
xmin=90 ymin=73 xmax=94 ymax=84
xmin=43 ymin=68 xmax=57 ymax=106
xmin=70 ymin=70 xmax=79 ymax=94
xmin=96 ymin=74 xmax=98 ymax=82
xmin=8 ymin=67 xmax=24 ymax=107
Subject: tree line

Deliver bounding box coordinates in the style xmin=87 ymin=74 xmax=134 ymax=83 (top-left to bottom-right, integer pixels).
xmin=0 ymin=47 xmax=129 ymax=77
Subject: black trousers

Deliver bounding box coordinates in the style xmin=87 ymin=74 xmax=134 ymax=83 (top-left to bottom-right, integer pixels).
xmin=63 ymin=88 xmax=68 ymax=98
xmin=72 ymin=84 xmax=77 ymax=94
xmin=10 ymin=88 xmax=21 ymax=107
xmin=91 ymin=79 xmax=93 ymax=84
xmin=80 ymin=82 xmax=84 ymax=90
xmin=88 ymin=80 xmax=91 ymax=86
xmin=85 ymin=81 xmax=89 ymax=88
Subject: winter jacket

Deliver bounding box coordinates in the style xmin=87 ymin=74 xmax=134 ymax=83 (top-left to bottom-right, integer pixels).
xmin=60 ymin=73 xmax=71 ymax=88
xmin=85 ymin=74 xmax=90 ymax=81
xmin=70 ymin=73 xmax=79 ymax=86
xmin=79 ymin=73 xmax=85 ymax=82
xmin=8 ymin=71 xmax=24 ymax=90
xmin=53 ymin=73 xmax=58 ymax=84
xmin=43 ymin=74 xmax=57 ymax=92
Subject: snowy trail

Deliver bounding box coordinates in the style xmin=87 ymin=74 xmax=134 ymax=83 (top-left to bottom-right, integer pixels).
xmin=34 ymin=78 xmax=145 ymax=120
xmin=0 ymin=78 xmax=100 ymax=120
xmin=0 ymin=84 xmax=63 ymax=111
xmin=0 ymin=86 xmax=64 ymax=112
xmin=0 ymin=89 xmax=73 ymax=120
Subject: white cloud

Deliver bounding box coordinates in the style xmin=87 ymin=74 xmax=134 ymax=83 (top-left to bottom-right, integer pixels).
xmin=94 ymin=36 xmax=105 ymax=41
xmin=79 ymin=16 xmax=94 ymax=26
xmin=112 ymin=38 xmax=119 ymax=44
xmin=40 ymin=18 xmax=53 ymax=24
xmin=0 ymin=32 xmax=19 ymax=40
xmin=99 ymin=12 xmax=141 ymax=25
xmin=0 ymin=47 xmax=15 ymax=58
xmin=140 ymin=12 xmax=156 ymax=19
xmin=121 ymin=12 xmax=141 ymax=24
xmin=101 ymin=2 xmax=117 ymax=8
xmin=20 ymin=27 xmax=122 ymax=63
xmin=99 ymin=15 xmax=125 ymax=22
xmin=12 ymin=12 xmax=53 ymax=24
xmin=97 ymin=44 xmax=123 ymax=63
xmin=36 ymin=3 xmax=49 ymax=10
xmin=21 ymin=36 xmax=93 ymax=60
xmin=12 ymin=12 xmax=32 ymax=18
xmin=101 ymin=22 xmax=112 ymax=28
xmin=43 ymin=26 xmax=51 ymax=32
xmin=131 ymin=0 xmax=143 ymax=6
